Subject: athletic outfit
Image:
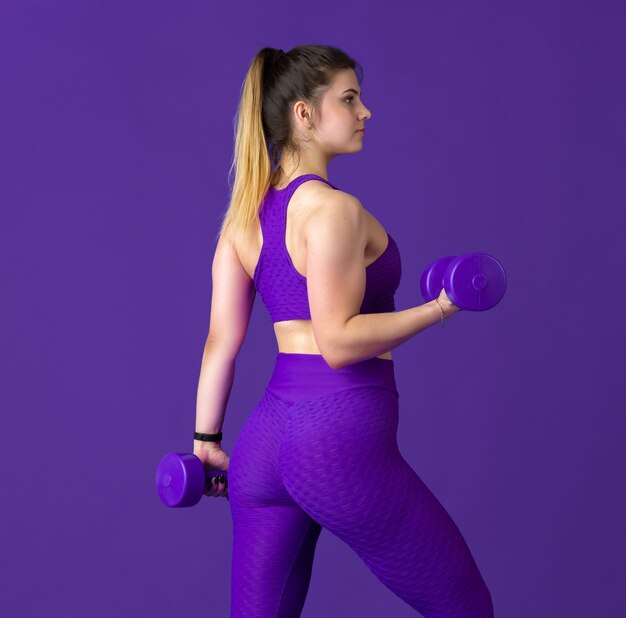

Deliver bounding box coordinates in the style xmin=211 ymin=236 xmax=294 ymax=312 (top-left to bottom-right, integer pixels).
xmin=227 ymin=174 xmax=494 ymax=617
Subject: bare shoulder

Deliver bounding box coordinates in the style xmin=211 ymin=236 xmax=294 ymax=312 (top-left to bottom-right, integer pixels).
xmin=303 ymin=185 xmax=366 ymax=241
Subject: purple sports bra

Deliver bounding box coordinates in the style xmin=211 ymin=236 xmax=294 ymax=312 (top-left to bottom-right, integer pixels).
xmin=253 ymin=174 xmax=401 ymax=323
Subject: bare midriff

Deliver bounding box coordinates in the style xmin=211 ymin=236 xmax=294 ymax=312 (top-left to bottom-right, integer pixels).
xmin=273 ymin=319 xmax=392 ymax=360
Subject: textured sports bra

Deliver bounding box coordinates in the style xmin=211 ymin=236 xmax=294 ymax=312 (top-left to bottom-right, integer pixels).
xmin=253 ymin=174 xmax=401 ymax=323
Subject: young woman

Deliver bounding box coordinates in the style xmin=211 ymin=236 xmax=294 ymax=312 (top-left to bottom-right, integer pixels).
xmin=193 ymin=45 xmax=494 ymax=617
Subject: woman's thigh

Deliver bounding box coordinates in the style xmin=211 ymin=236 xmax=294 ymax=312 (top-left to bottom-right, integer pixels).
xmin=228 ymin=389 xmax=322 ymax=617
xmin=230 ymin=503 xmax=322 ymax=617
xmin=279 ymin=385 xmax=494 ymax=617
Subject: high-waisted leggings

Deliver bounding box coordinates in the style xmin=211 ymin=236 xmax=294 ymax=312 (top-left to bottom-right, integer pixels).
xmin=227 ymin=353 xmax=494 ymax=617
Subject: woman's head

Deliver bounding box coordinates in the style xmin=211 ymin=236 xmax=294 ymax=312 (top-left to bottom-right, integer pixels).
xmin=262 ymin=46 xmax=371 ymax=175
xmin=219 ymin=45 xmax=368 ymax=246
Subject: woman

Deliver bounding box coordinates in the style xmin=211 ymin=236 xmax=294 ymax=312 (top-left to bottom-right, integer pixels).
xmin=193 ymin=45 xmax=494 ymax=617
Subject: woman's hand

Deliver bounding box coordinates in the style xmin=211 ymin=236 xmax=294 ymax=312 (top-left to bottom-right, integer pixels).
xmin=436 ymin=287 xmax=462 ymax=317
xmin=193 ymin=443 xmax=230 ymax=500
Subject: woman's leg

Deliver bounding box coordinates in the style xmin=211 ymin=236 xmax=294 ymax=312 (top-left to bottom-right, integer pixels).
xmin=228 ymin=389 xmax=322 ymax=617
xmin=230 ymin=506 xmax=322 ymax=617
xmin=279 ymin=386 xmax=494 ymax=617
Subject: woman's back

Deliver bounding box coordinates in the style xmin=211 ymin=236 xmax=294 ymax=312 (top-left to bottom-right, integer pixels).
xmin=233 ymin=174 xmax=400 ymax=360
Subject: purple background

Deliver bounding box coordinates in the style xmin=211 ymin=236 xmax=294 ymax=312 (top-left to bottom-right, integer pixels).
xmin=2 ymin=1 xmax=625 ymax=616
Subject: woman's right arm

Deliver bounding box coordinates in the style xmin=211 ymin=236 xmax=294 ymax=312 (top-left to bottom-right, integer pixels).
xmin=305 ymin=192 xmax=460 ymax=370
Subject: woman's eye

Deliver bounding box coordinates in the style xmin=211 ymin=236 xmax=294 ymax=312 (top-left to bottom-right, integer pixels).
xmin=345 ymin=97 xmax=353 ymax=104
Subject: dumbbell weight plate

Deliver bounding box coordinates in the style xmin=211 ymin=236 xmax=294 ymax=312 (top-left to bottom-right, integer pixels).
xmin=156 ymin=452 xmax=228 ymax=508
xmin=420 ymin=255 xmax=456 ymax=302
xmin=156 ymin=452 xmax=205 ymax=507
xmin=443 ymin=252 xmax=506 ymax=311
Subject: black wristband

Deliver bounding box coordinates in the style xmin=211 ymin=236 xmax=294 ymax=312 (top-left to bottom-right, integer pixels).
xmin=194 ymin=431 xmax=223 ymax=442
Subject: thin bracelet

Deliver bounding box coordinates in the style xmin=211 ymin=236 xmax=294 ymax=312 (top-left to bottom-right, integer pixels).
xmin=434 ymin=298 xmax=446 ymax=328
xmin=194 ymin=431 xmax=223 ymax=442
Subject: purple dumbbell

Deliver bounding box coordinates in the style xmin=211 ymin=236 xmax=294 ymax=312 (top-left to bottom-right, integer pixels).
xmin=420 ymin=252 xmax=506 ymax=311
xmin=156 ymin=452 xmax=228 ymax=508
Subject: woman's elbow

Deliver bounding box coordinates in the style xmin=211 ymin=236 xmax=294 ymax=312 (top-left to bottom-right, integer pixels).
xmin=318 ymin=338 xmax=344 ymax=370
xmin=205 ymin=332 xmax=243 ymax=361
xmin=324 ymin=354 xmax=341 ymax=370
xmin=313 ymin=321 xmax=348 ymax=370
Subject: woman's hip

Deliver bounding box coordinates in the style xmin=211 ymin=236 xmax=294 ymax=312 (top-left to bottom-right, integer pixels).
xmin=265 ymin=352 xmax=398 ymax=404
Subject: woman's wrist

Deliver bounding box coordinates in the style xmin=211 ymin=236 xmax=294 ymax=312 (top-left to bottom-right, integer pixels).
xmin=437 ymin=298 xmax=460 ymax=319
xmin=445 ymin=301 xmax=461 ymax=317
xmin=194 ymin=439 xmax=222 ymax=450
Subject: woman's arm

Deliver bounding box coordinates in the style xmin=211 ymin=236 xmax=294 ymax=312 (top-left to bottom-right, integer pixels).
xmin=194 ymin=231 xmax=255 ymax=448
xmin=334 ymin=300 xmax=457 ymax=368
xmin=194 ymin=340 xmax=236 ymax=449
xmin=305 ymin=193 xmax=460 ymax=370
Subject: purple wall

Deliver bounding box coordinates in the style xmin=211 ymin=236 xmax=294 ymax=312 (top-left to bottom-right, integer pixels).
xmin=2 ymin=1 xmax=624 ymax=616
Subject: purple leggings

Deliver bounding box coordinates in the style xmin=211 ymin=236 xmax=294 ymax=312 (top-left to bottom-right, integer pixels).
xmin=228 ymin=353 xmax=493 ymax=617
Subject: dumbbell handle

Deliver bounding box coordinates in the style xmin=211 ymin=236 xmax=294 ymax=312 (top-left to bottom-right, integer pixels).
xmin=159 ymin=467 xmax=227 ymax=489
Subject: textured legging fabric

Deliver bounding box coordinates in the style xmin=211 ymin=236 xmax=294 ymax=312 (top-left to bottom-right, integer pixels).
xmin=228 ymin=353 xmax=494 ymax=617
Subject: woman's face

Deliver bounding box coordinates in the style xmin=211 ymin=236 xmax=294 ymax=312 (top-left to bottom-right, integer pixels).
xmin=311 ymin=69 xmax=371 ymax=154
